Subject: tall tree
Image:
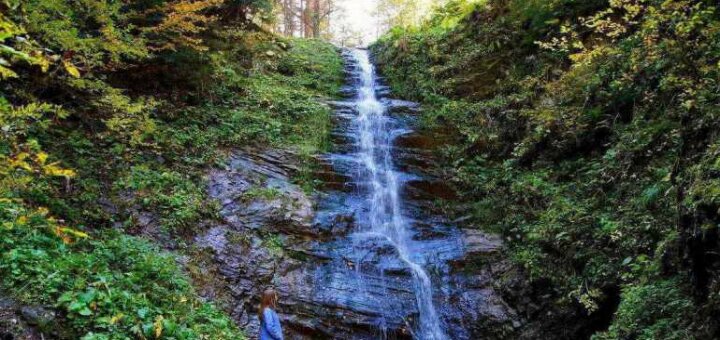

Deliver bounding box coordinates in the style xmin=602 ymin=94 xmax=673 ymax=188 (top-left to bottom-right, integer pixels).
xmin=273 ymin=0 xmax=336 ymax=38
xmin=281 ymin=0 xmax=297 ymax=36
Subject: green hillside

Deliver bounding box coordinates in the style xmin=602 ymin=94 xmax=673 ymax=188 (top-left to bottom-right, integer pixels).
xmin=0 ymin=1 xmax=342 ymax=338
xmin=372 ymin=0 xmax=720 ymax=338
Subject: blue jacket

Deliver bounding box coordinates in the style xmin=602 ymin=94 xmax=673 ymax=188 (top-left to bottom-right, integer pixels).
xmin=260 ymin=308 xmax=283 ymax=340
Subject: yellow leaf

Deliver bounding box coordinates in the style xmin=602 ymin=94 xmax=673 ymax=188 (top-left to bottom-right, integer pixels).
xmin=43 ymin=163 xmax=76 ymax=178
xmin=9 ymin=153 xmax=32 ymax=170
xmin=15 ymin=153 xmax=29 ymax=161
xmin=0 ymin=65 xmax=18 ymax=79
xmin=38 ymin=56 xmax=50 ymax=72
xmin=154 ymin=315 xmax=164 ymax=338
xmin=63 ymin=60 xmax=81 ymax=78
xmin=36 ymin=152 xmax=48 ymax=165
xmin=57 ymin=226 xmax=89 ymax=239
xmin=54 ymin=227 xmax=73 ymax=244
xmin=52 ymin=226 xmax=89 ymax=244
xmin=110 ymin=313 xmax=124 ymax=325
xmin=10 ymin=160 xmax=32 ymax=171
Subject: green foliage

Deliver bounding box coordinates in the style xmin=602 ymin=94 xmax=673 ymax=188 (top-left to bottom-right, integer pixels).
xmin=373 ymin=0 xmax=720 ymax=337
xmin=18 ymin=0 xmax=148 ymax=68
xmin=262 ymin=234 xmax=284 ymax=257
xmin=0 ymin=0 xmax=343 ymax=337
xmin=0 ymin=13 xmax=49 ymax=78
xmin=117 ymin=166 xmax=208 ymax=231
xmin=593 ymin=280 xmax=694 ymax=340
xmin=243 ymin=186 xmax=282 ymax=201
xmin=0 ymin=199 xmax=243 ymax=339
xmin=425 ymin=0 xmax=487 ymax=30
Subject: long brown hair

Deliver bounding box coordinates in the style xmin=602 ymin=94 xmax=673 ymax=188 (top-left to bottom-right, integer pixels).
xmin=258 ymin=288 xmax=279 ymax=322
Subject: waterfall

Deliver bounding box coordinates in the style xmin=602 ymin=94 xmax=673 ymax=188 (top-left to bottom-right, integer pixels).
xmin=349 ymin=49 xmax=447 ymax=340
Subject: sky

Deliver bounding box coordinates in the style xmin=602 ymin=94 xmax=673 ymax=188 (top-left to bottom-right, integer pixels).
xmin=331 ymin=0 xmax=441 ymax=46
xmin=333 ymin=0 xmax=382 ymax=45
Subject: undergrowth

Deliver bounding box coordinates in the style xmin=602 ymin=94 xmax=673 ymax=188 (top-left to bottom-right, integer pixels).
xmin=0 ymin=0 xmax=343 ymax=337
xmin=373 ymin=0 xmax=720 ymax=338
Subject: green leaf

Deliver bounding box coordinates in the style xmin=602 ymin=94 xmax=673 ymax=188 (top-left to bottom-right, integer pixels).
xmin=78 ymin=290 xmax=96 ymax=303
xmin=78 ymin=307 xmax=93 ymax=316
xmin=69 ymin=300 xmax=86 ymax=311
xmin=137 ymin=307 xmax=149 ymax=319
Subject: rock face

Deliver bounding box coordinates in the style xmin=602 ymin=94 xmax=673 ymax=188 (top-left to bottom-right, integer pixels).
xmin=0 ymin=297 xmax=48 ymax=340
xmin=195 ymin=51 xmax=521 ymax=339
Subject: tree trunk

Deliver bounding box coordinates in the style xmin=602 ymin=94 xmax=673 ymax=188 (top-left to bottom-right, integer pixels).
xmin=303 ymin=0 xmax=314 ymax=38
xmin=282 ymin=0 xmax=296 ymax=36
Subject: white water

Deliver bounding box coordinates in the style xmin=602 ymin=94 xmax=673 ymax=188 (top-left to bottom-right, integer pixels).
xmin=350 ymin=49 xmax=447 ymax=340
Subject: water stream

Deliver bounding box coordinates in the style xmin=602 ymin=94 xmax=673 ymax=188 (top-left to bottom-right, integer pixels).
xmin=349 ymin=49 xmax=447 ymax=340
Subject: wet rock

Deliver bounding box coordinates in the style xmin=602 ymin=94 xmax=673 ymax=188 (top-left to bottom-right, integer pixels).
xmin=463 ymin=229 xmax=503 ymax=255
xmin=327 ymin=101 xmax=355 ymax=110
xmin=412 ymin=221 xmax=453 ymax=241
xmin=383 ymin=98 xmax=421 ymax=115
xmin=0 ymin=297 xmax=45 ymax=340
xmin=197 ymin=146 xmax=428 ymax=339
xmin=209 ymin=150 xmax=316 ymax=236
xmin=316 ymin=212 xmax=355 ymax=236
xmin=393 ymin=149 xmax=434 ymax=174
xmin=339 ymin=87 xmax=356 ymax=98
xmin=394 ymin=131 xmax=438 ymax=150
xmin=404 ymin=179 xmax=458 ymax=202
xmin=375 ymin=85 xmax=391 ymax=97
xmin=18 ymin=307 xmax=54 ymax=329
xmin=193 ymin=51 xmax=523 ymax=340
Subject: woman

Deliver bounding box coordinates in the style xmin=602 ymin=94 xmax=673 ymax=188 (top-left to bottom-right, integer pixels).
xmin=258 ymin=288 xmax=283 ymax=340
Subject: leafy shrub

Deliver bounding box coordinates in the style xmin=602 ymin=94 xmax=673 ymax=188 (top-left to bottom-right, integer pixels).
xmin=372 ymin=0 xmax=720 ymax=337
xmin=594 ymin=280 xmax=694 ymax=340
xmin=0 ymin=199 xmax=243 ymax=339
xmin=1 ymin=2 xmax=344 ymax=337
xmin=117 ymin=166 xmax=208 ymax=231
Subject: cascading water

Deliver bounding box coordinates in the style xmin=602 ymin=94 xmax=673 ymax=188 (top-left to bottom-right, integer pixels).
xmin=349 ymin=49 xmax=447 ymax=340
